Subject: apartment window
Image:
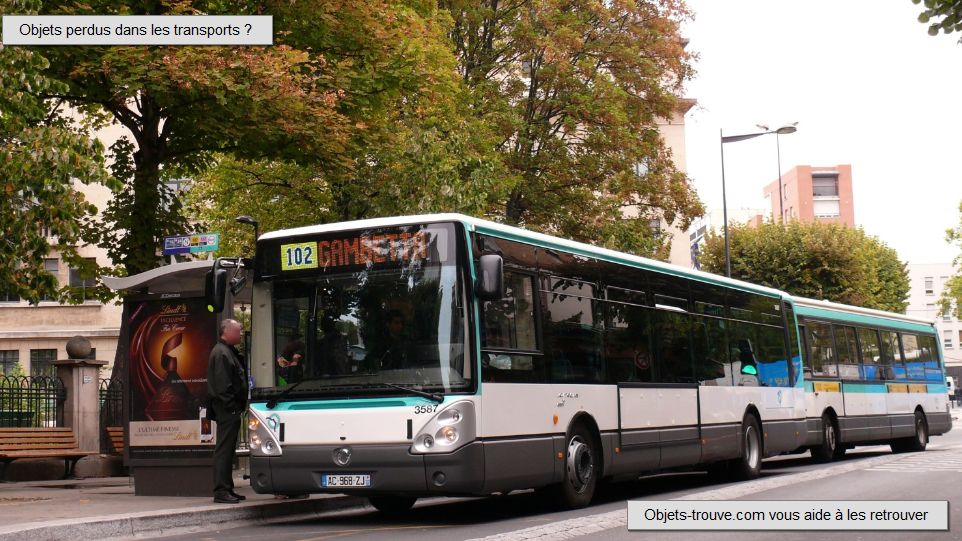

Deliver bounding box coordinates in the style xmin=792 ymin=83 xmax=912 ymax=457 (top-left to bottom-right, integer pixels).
xmin=41 ymin=258 xmax=59 ymax=302
xmin=69 ymin=258 xmax=98 ymax=301
xmin=943 ymin=330 xmax=953 ymax=349
xmin=0 ymin=351 xmax=19 ymax=375
xmin=648 ymin=218 xmax=662 ymax=235
xmin=30 ymin=349 xmax=57 ymax=377
xmin=925 ymin=277 xmax=934 ymax=295
xmin=926 ymin=303 xmax=936 ymax=313
xmin=812 ymin=174 xmax=839 ymax=197
xmin=0 ymin=289 xmax=19 ymax=303
xmin=944 ymin=312 xmax=953 ymax=322
xmin=813 ymin=199 xmax=840 ymax=218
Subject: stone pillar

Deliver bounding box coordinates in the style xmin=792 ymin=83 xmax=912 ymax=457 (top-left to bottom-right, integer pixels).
xmin=55 ymin=336 xmax=108 ymax=452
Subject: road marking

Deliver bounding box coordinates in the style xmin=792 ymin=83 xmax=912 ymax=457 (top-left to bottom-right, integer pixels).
xmin=463 ymin=450 xmax=941 ymax=541
xmin=867 ymin=446 xmax=962 ymax=473
xmin=296 ymin=524 xmax=451 ymax=541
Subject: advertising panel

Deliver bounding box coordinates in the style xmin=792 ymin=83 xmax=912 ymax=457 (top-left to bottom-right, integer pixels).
xmin=127 ymin=297 xmax=218 ymax=459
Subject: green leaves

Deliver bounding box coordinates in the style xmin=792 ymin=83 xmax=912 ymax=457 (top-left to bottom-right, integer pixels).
xmin=700 ymin=221 xmax=910 ymax=312
xmin=444 ymin=0 xmax=701 ymax=258
xmin=0 ymin=26 xmax=113 ymax=304
xmin=913 ymin=0 xmax=962 ymax=39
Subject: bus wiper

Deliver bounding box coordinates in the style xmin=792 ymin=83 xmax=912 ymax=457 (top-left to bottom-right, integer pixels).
xmin=381 ymin=383 xmax=444 ymax=403
xmin=266 ymin=379 xmax=310 ymax=409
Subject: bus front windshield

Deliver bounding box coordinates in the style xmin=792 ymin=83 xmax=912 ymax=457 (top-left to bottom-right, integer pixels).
xmin=261 ymin=224 xmax=468 ymax=400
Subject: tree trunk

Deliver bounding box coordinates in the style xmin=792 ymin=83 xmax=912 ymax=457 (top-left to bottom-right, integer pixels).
xmin=124 ymin=150 xmax=163 ymax=275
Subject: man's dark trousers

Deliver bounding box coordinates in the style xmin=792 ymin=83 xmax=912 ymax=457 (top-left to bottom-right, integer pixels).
xmin=212 ymin=402 xmax=241 ymax=497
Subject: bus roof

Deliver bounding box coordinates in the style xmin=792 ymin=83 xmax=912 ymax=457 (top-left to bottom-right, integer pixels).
xmin=792 ymin=295 xmax=936 ymax=334
xmin=259 ymin=213 xmax=787 ymax=299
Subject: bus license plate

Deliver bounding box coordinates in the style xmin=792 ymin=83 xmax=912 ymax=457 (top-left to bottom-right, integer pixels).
xmin=322 ymin=474 xmax=371 ymax=488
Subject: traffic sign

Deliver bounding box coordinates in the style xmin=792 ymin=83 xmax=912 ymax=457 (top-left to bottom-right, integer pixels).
xmin=163 ymin=233 xmax=220 ymax=255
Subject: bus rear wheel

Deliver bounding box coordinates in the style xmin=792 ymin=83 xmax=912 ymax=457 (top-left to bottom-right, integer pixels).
xmin=369 ymin=496 xmax=417 ymax=515
xmin=892 ymin=411 xmax=928 ymax=453
xmin=731 ymin=415 xmax=762 ymax=480
xmin=553 ymin=424 xmax=599 ymax=509
xmin=811 ymin=414 xmax=839 ymax=463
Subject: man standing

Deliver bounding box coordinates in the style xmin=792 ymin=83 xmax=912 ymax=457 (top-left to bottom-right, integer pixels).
xmin=207 ymin=319 xmax=248 ymax=504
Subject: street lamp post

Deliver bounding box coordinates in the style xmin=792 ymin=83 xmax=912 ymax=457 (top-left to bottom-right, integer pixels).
xmin=757 ymin=123 xmax=798 ymax=223
xmin=718 ymin=123 xmax=797 ymax=277
xmin=235 ymin=215 xmax=259 ymax=252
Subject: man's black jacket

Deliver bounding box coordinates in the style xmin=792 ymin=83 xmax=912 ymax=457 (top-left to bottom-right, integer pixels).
xmin=207 ymin=340 xmax=248 ymax=415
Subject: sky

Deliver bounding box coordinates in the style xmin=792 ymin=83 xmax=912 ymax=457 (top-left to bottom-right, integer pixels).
xmin=681 ymin=0 xmax=962 ymax=265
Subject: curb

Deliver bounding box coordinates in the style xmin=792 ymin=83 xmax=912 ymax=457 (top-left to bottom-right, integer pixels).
xmin=0 ymin=494 xmax=369 ymax=541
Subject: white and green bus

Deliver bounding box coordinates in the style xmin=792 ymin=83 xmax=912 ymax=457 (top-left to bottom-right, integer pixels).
xmin=794 ymin=297 xmax=951 ymax=461
xmin=222 ymin=214 xmax=944 ymax=512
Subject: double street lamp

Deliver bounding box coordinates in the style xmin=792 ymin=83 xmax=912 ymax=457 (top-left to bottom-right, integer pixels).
xmin=718 ymin=122 xmax=798 ymax=277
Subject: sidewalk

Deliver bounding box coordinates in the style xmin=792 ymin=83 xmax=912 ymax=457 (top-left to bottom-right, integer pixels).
xmin=0 ymin=475 xmax=366 ymax=541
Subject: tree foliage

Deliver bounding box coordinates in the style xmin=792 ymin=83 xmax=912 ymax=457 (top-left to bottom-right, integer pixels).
xmin=0 ymin=2 xmax=115 ymax=304
xmin=913 ymin=0 xmax=962 ymax=40
xmin=442 ymin=0 xmax=703 ymax=255
xmin=34 ymin=0 xmax=471 ymax=274
xmin=699 ymin=221 xmax=910 ymax=312
xmin=938 ymin=202 xmax=962 ymax=317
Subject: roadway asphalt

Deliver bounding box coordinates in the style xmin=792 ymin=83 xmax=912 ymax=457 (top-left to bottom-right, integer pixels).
xmin=154 ymin=419 xmax=962 ymax=541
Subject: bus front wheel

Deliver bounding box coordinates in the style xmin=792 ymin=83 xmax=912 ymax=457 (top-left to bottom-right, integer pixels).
xmin=732 ymin=415 xmax=762 ymax=480
xmin=553 ymin=424 xmax=599 ymax=509
xmin=369 ymin=496 xmax=417 ymax=515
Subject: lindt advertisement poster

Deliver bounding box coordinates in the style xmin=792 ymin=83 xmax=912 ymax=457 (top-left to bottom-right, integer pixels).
xmin=127 ymin=297 xmax=217 ymax=459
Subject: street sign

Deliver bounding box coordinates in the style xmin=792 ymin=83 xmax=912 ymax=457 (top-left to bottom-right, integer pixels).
xmin=163 ymin=233 xmax=219 ymax=255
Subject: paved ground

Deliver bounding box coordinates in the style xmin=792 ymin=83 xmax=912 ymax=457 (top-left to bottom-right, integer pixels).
xmin=2 ymin=413 xmax=959 ymax=541
xmin=153 ymin=421 xmax=962 ymax=541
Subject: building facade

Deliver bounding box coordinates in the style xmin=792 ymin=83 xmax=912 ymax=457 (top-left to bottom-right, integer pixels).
xmin=0 ymin=179 xmax=122 ymax=377
xmin=905 ymin=263 xmax=962 ymax=376
xmin=762 ymin=164 xmax=855 ymax=226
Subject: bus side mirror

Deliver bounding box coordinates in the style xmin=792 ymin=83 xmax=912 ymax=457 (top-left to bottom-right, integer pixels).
xmin=205 ymin=265 xmax=228 ymax=313
xmin=475 ymin=254 xmax=504 ymax=300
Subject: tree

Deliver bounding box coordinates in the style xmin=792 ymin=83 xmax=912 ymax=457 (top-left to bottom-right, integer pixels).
xmin=35 ymin=0 xmax=460 ymax=275
xmin=186 ymin=2 xmax=505 ymax=251
xmin=913 ymin=0 xmax=962 ymax=40
xmin=699 ymin=221 xmax=910 ymax=312
xmin=0 ymin=4 xmax=115 ymax=304
xmin=937 ymin=202 xmax=962 ymax=317
xmin=441 ymin=0 xmax=703 ymax=256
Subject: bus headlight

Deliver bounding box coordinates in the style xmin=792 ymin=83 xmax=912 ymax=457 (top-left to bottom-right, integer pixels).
xmin=437 ymin=425 xmax=458 ymax=444
xmin=247 ymin=409 xmax=283 ymax=457
xmin=411 ymin=400 xmax=475 ymax=454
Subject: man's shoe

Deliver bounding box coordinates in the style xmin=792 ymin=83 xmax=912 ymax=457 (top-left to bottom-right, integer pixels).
xmin=229 ymin=491 xmax=246 ymax=501
xmin=213 ymin=494 xmax=240 ymax=504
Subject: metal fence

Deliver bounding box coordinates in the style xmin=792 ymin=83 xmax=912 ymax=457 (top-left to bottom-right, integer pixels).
xmin=0 ymin=375 xmax=65 ymax=428
xmin=99 ymin=378 xmax=124 ymax=454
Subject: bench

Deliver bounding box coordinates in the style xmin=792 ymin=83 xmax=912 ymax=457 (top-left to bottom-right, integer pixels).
xmin=0 ymin=428 xmax=96 ymax=480
xmin=104 ymin=426 xmax=124 ymax=454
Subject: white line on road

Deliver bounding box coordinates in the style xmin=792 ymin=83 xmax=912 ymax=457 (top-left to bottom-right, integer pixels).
xmin=464 ymin=446 xmax=962 ymax=541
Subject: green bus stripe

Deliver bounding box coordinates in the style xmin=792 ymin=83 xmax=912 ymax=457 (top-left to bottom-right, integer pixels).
xmin=251 ymin=397 xmax=438 ymax=411
xmin=794 ymin=305 xmax=934 ymax=334
xmin=842 ymin=382 xmax=888 ymax=393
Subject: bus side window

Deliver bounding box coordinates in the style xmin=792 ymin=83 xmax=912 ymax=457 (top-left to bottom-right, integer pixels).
xmin=833 ymin=325 xmax=858 ymax=379
xmin=878 ymin=330 xmax=902 ymax=380
xmin=480 ymin=271 xmax=543 ymax=383
xmin=857 ymin=328 xmax=882 ymax=380
xmin=541 ymin=277 xmax=603 ymax=384
xmin=897 ymin=333 xmax=919 ymax=381
xmin=603 ymin=298 xmax=652 ymax=384
xmin=807 ymin=322 xmax=838 ymax=378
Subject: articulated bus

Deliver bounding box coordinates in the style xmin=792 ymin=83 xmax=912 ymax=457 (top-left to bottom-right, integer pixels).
xmin=794 ymin=297 xmax=952 ymax=461
xmin=229 ymin=213 xmax=947 ymax=512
